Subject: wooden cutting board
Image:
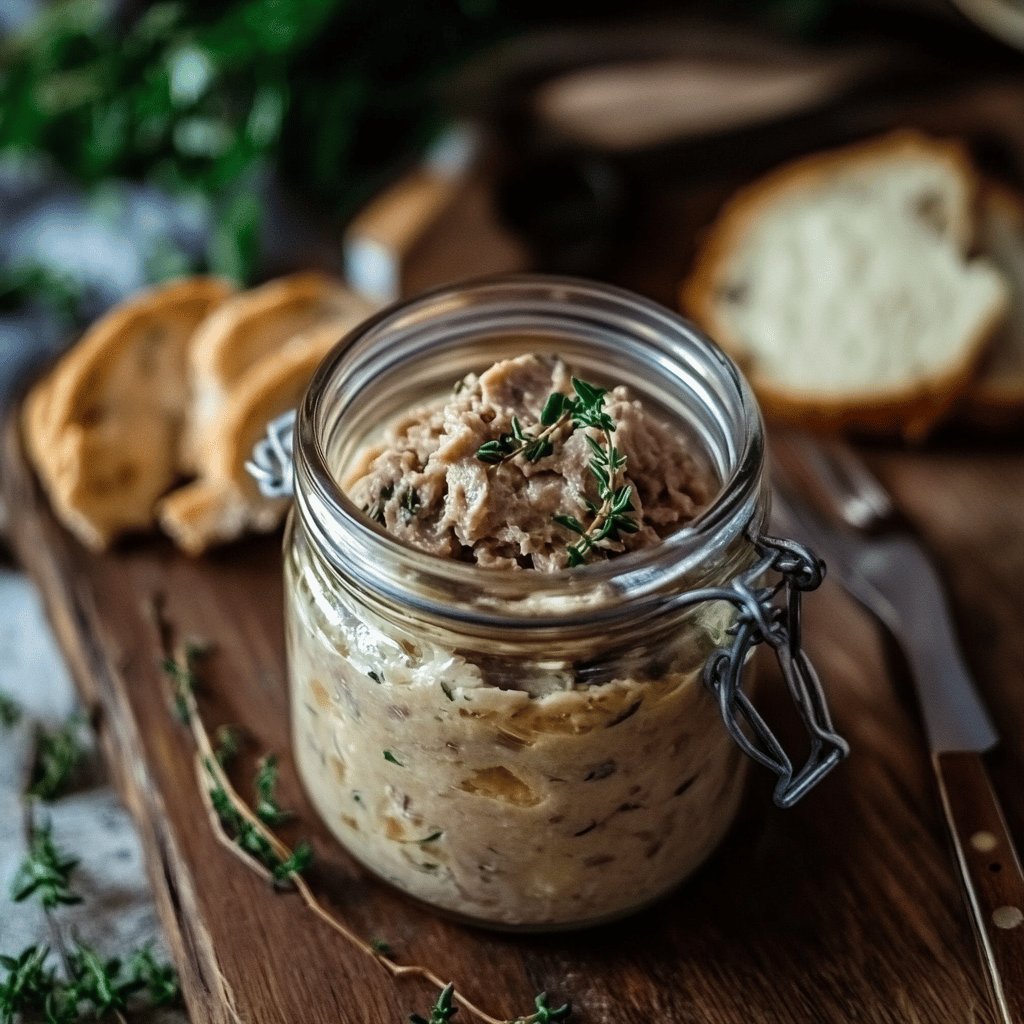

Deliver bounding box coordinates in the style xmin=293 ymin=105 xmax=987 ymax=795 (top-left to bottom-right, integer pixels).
xmin=4 ymin=78 xmax=1024 ymax=1024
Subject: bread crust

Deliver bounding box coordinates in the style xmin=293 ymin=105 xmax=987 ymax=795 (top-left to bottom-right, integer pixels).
xmin=23 ymin=276 xmax=233 ymax=549
xmin=183 ymin=272 xmax=373 ymax=469
xmin=680 ymin=130 xmax=1004 ymax=438
xmin=159 ymin=321 xmax=343 ymax=554
xmin=960 ymin=180 xmax=1024 ymax=424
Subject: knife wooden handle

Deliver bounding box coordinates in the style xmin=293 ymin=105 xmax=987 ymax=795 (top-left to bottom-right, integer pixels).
xmin=934 ymin=751 xmax=1024 ymax=1023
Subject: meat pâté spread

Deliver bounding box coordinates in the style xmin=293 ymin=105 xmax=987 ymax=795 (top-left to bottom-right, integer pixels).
xmin=346 ymin=354 xmax=713 ymax=571
xmin=287 ymin=353 xmax=746 ymax=928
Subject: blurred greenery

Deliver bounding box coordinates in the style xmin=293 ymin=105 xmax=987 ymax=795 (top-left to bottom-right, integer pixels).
xmin=0 ymin=0 xmax=835 ymax=310
xmin=0 ymin=0 xmax=533 ymax=287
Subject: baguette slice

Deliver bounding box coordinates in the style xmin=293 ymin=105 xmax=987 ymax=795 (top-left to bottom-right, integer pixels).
xmin=961 ymin=182 xmax=1024 ymax=423
xmin=682 ymin=131 xmax=1009 ymax=437
xmin=23 ymin=277 xmax=233 ymax=549
xmin=159 ymin=320 xmax=343 ymax=554
xmin=184 ymin=272 xmax=376 ymax=469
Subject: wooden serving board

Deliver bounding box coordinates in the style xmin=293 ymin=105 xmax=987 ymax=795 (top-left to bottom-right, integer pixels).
xmin=5 ymin=77 xmax=1024 ymax=1024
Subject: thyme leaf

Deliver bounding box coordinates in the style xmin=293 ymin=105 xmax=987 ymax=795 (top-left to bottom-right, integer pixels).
xmin=556 ymin=379 xmax=638 ymax=567
xmin=10 ymin=822 xmax=81 ymax=910
xmin=383 ymin=750 xmax=404 ymax=767
xmin=27 ymin=718 xmax=87 ymax=801
xmin=0 ymin=691 xmax=21 ymax=729
xmin=255 ymin=754 xmax=292 ymax=826
xmin=410 ymin=981 xmax=458 ymax=1024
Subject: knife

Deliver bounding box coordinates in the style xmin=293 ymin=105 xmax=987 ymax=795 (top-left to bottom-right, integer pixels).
xmin=771 ymin=465 xmax=1024 ymax=1024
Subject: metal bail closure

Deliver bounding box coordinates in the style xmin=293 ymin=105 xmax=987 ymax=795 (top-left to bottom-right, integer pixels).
xmin=701 ymin=532 xmax=849 ymax=808
xmin=247 ymin=409 xmax=297 ymax=499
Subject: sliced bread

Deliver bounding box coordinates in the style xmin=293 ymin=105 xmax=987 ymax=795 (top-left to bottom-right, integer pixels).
xmin=961 ymin=181 xmax=1024 ymax=423
xmin=681 ymin=131 xmax=1009 ymax=437
xmin=184 ymin=272 xmax=376 ymax=469
xmin=23 ymin=277 xmax=233 ymax=549
xmin=158 ymin=321 xmax=344 ymax=554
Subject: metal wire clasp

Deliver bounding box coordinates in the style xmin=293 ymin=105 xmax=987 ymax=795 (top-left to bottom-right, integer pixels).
xmin=247 ymin=410 xmax=297 ymax=499
xmin=698 ymin=533 xmax=849 ymax=808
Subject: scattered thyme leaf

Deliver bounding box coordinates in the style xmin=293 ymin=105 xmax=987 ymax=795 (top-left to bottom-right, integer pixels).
xmin=383 ymin=750 xmax=404 ymax=767
xmin=365 ymin=483 xmax=395 ymax=524
xmin=410 ymin=981 xmax=457 ymax=1024
xmin=127 ymin=945 xmax=180 ymax=1007
xmin=0 ymin=692 xmax=21 ymax=729
xmin=553 ymin=380 xmax=638 ymax=567
xmin=368 ymin=671 xmax=384 ymax=685
xmin=68 ymin=942 xmax=134 ymax=1015
xmin=510 ymin=992 xmax=573 ymax=1023
xmin=255 ymin=754 xmax=292 ymax=826
xmin=272 ymin=840 xmax=313 ymax=885
xmin=439 ymin=682 xmax=454 ymax=702
xmin=214 ymin=725 xmax=242 ymax=767
xmin=27 ymin=717 xmax=87 ymax=801
xmin=160 ymin=642 xmax=209 ymax=725
xmin=0 ymin=944 xmax=54 ymax=1021
xmin=475 ymin=389 xmax=576 ymax=466
xmin=11 ymin=822 xmax=81 ymax=910
xmin=370 ymin=937 xmax=392 ymax=956
xmin=400 ymin=488 xmax=421 ymax=519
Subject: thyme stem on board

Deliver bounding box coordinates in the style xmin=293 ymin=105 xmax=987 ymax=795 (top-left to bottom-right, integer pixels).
xmin=149 ymin=599 xmax=572 ymax=1024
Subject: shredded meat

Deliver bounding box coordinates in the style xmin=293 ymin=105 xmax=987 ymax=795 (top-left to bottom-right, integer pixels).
xmin=345 ymin=355 xmax=714 ymax=571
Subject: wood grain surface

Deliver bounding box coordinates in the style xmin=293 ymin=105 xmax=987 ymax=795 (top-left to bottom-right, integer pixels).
xmin=4 ymin=78 xmax=1024 ymax=1024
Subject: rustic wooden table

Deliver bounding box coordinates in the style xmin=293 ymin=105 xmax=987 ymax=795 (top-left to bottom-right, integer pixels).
xmin=3 ymin=76 xmax=1023 ymax=1024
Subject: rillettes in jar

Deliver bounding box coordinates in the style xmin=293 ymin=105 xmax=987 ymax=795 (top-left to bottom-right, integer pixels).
xmin=272 ymin=276 xmax=847 ymax=930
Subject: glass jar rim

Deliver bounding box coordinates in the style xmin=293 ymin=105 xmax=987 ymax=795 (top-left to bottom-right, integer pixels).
xmin=293 ymin=273 xmax=766 ymax=630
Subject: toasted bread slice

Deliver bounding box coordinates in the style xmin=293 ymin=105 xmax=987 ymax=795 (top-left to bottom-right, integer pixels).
xmin=159 ymin=321 xmax=343 ymax=554
xmin=682 ymin=131 xmax=1009 ymax=438
xmin=184 ymin=272 xmax=375 ymax=469
xmin=961 ymin=182 xmax=1024 ymax=423
xmin=23 ymin=277 xmax=233 ymax=549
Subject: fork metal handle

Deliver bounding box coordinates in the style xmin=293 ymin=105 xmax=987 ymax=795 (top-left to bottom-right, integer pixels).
xmin=934 ymin=751 xmax=1024 ymax=1024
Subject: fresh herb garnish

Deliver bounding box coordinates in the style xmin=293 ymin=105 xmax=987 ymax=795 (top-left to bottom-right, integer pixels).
xmin=383 ymin=750 xmax=404 ymax=767
xmin=0 ymin=692 xmax=21 ymax=729
xmin=400 ymin=488 xmax=421 ymax=519
xmin=0 ymin=945 xmax=55 ymax=1022
xmin=127 ymin=944 xmax=181 ymax=1006
xmin=474 ymin=376 xmax=639 ymax=566
xmin=161 ymin=641 xmax=210 ymax=724
xmin=553 ymin=381 xmax=639 ymax=567
xmin=27 ymin=718 xmax=87 ymax=801
xmin=370 ymin=938 xmax=393 ymax=956
xmin=411 ymin=984 xmax=573 ymax=1024
xmin=254 ymin=754 xmax=292 ymax=826
xmin=365 ymin=484 xmax=395 ymax=524
xmin=10 ymin=822 xmax=81 ymax=910
xmin=214 ymin=724 xmax=242 ymax=767
xmin=411 ymin=981 xmax=458 ymax=1024
xmin=476 ymin=390 xmax=578 ymax=466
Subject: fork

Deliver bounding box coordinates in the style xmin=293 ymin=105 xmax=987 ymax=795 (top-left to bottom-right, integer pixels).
xmin=770 ymin=433 xmax=1024 ymax=1024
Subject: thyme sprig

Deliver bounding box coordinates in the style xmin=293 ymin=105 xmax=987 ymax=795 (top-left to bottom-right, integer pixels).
xmin=0 ymin=940 xmax=179 ymax=1024
xmin=411 ymin=985 xmax=572 ymax=1024
xmin=150 ymin=602 xmax=573 ymax=1024
xmin=474 ymin=376 xmax=639 ymax=566
xmin=27 ymin=718 xmax=88 ymax=801
xmin=0 ymin=692 xmax=21 ymax=729
xmin=254 ymin=754 xmax=293 ymax=826
xmin=10 ymin=822 xmax=82 ymax=910
xmin=554 ymin=430 xmax=640 ymax=567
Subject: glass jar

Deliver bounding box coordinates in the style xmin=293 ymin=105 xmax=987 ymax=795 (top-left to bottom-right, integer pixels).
xmin=259 ymin=275 xmax=847 ymax=931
